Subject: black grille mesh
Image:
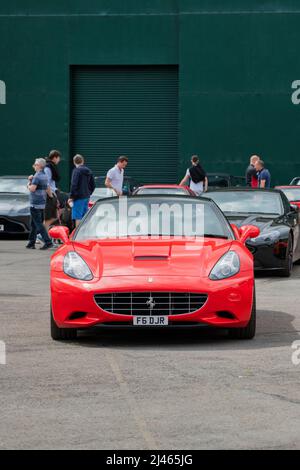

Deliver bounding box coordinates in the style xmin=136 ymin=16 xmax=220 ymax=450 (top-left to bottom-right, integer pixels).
xmin=94 ymin=292 xmax=208 ymax=316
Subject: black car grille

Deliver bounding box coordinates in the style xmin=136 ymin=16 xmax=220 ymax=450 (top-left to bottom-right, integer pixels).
xmin=94 ymin=292 xmax=208 ymax=316
xmin=0 ymin=217 xmax=27 ymax=233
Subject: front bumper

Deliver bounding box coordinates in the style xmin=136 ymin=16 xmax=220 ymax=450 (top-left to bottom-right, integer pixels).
xmin=0 ymin=215 xmax=30 ymax=234
xmin=246 ymin=241 xmax=287 ymax=270
xmin=51 ymin=274 xmax=254 ymax=330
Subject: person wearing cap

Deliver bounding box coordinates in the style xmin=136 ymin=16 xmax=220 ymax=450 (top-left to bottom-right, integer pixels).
xmin=105 ymin=156 xmax=128 ymax=196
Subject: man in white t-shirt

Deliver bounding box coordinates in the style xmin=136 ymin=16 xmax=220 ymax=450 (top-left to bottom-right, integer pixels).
xmin=179 ymin=155 xmax=208 ymax=196
xmin=105 ymin=156 xmax=128 ymax=196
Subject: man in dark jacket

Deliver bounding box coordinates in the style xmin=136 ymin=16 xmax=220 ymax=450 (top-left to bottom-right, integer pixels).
xmin=68 ymin=154 xmax=95 ymax=227
xmin=44 ymin=149 xmax=61 ymax=231
xmin=246 ymin=155 xmax=260 ymax=187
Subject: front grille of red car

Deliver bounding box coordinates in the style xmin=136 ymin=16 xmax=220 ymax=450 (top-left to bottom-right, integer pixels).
xmin=94 ymin=292 xmax=208 ymax=316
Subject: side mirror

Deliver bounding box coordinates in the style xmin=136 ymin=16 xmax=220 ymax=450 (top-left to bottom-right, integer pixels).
xmin=49 ymin=226 xmax=70 ymax=244
xmin=239 ymin=225 xmax=260 ymax=244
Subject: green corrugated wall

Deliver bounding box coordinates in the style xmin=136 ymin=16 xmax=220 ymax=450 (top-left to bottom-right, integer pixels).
xmin=1 ymin=1 xmax=300 ymax=188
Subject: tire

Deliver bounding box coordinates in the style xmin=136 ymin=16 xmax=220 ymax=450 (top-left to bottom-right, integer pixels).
xmin=229 ymin=288 xmax=256 ymax=340
xmin=279 ymin=235 xmax=293 ymax=277
xmin=50 ymin=307 xmax=77 ymax=340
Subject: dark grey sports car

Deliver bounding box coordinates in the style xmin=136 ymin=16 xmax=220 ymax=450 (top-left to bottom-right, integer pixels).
xmin=202 ymin=188 xmax=300 ymax=277
xmin=0 ymin=176 xmax=30 ymax=234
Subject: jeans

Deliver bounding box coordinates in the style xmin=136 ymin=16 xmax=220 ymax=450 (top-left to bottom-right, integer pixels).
xmin=28 ymin=207 xmax=52 ymax=245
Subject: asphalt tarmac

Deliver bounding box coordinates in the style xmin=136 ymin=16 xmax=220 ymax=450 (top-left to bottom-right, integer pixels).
xmin=0 ymin=240 xmax=300 ymax=449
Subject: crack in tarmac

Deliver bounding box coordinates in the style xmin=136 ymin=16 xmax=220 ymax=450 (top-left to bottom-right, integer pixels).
xmin=105 ymin=349 xmax=158 ymax=450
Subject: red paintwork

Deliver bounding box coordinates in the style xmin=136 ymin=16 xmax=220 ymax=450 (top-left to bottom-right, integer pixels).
xmin=230 ymin=224 xmax=260 ymax=243
xmin=135 ymin=184 xmax=195 ymax=196
xmin=50 ymin=234 xmax=255 ymax=331
xmin=238 ymin=225 xmax=260 ymax=243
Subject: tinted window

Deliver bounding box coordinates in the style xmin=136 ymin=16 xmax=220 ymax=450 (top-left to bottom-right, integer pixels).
xmin=207 ymin=175 xmax=229 ymax=188
xmin=90 ymin=188 xmax=116 ymax=201
xmin=136 ymin=187 xmax=188 ymax=196
xmin=204 ymin=191 xmax=283 ymax=215
xmin=279 ymin=188 xmax=300 ymax=201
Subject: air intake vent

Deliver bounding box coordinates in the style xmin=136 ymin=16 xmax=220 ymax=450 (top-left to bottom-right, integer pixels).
xmin=94 ymin=292 xmax=208 ymax=316
xmin=68 ymin=312 xmax=87 ymax=320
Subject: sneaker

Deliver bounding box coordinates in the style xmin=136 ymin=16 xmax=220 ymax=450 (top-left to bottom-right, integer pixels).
xmin=39 ymin=243 xmax=54 ymax=250
xmin=36 ymin=234 xmax=43 ymax=244
xmin=26 ymin=243 xmax=35 ymax=249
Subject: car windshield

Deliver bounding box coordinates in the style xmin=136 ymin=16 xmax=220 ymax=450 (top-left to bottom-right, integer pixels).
xmin=137 ymin=187 xmax=188 ymax=195
xmin=0 ymin=178 xmax=28 ymax=194
xmin=90 ymin=188 xmax=116 ymax=200
xmin=204 ymin=191 xmax=283 ymax=215
xmin=74 ymin=197 xmax=232 ymax=240
xmin=279 ymin=188 xmax=300 ymax=202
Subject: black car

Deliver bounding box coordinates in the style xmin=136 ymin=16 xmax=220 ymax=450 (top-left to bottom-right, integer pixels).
xmin=202 ymin=188 xmax=300 ymax=276
xmin=207 ymin=173 xmax=246 ymax=189
xmin=0 ymin=176 xmax=30 ymax=235
xmin=290 ymin=177 xmax=300 ymax=186
xmin=94 ymin=176 xmax=141 ymax=195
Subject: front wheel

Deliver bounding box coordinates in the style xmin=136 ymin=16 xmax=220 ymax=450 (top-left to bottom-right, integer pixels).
xmin=279 ymin=235 xmax=293 ymax=277
xmin=50 ymin=307 xmax=77 ymax=340
xmin=229 ymin=289 xmax=256 ymax=340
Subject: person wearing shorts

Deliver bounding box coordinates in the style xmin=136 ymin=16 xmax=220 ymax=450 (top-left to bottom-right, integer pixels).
xmin=72 ymin=198 xmax=89 ymax=221
xmin=68 ymin=154 xmax=95 ymax=227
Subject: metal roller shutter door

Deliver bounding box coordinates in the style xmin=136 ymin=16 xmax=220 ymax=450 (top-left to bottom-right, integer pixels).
xmin=70 ymin=65 xmax=178 ymax=183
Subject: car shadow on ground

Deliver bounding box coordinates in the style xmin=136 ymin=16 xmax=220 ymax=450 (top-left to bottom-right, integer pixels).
xmin=255 ymin=265 xmax=300 ymax=281
xmin=64 ymin=309 xmax=299 ymax=351
xmin=0 ymin=235 xmax=28 ymax=241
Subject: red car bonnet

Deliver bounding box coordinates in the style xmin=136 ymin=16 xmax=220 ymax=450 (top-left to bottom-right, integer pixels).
xmin=69 ymin=237 xmax=235 ymax=278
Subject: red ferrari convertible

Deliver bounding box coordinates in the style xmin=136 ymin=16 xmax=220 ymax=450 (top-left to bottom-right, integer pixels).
xmin=49 ymin=195 xmax=259 ymax=341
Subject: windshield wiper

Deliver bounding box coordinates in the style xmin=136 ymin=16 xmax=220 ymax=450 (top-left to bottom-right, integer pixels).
xmin=203 ymin=234 xmax=228 ymax=239
xmin=0 ymin=191 xmax=25 ymax=194
xmin=224 ymin=211 xmax=279 ymax=216
xmin=250 ymin=212 xmax=280 ymax=216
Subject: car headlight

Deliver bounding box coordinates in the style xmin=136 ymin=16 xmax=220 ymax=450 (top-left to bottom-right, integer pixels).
xmin=209 ymin=251 xmax=240 ymax=280
xmin=249 ymin=230 xmax=281 ymax=244
xmin=63 ymin=252 xmax=93 ymax=281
